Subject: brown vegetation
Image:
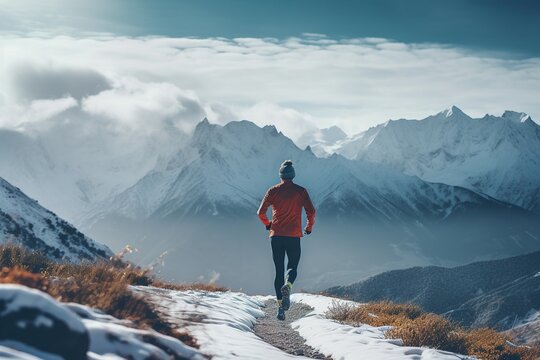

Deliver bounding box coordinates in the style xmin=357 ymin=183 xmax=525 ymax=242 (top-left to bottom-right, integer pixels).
xmin=152 ymin=279 xmax=228 ymax=293
xmin=326 ymin=300 xmax=423 ymax=327
xmin=326 ymin=300 xmax=540 ymax=360
xmin=387 ymin=313 xmax=466 ymax=354
xmin=0 ymin=243 xmax=226 ymax=349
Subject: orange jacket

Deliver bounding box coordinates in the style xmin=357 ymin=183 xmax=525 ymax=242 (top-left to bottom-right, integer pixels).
xmin=257 ymin=179 xmax=316 ymax=238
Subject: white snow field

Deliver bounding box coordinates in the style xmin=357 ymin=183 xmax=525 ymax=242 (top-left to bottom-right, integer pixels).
xmin=139 ymin=287 xmax=473 ymax=360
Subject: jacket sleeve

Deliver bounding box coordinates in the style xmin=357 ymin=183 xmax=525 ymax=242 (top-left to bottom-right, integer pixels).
xmin=257 ymin=189 xmax=272 ymax=226
xmin=303 ymin=189 xmax=316 ymax=231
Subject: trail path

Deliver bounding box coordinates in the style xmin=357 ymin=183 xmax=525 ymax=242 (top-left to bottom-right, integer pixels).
xmin=253 ymin=300 xmax=332 ymax=359
xmin=139 ymin=288 xmax=469 ymax=360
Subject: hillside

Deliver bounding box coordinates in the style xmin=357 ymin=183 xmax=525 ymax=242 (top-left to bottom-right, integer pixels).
xmin=0 ymin=177 xmax=112 ymax=262
xmin=326 ymin=251 xmax=540 ymax=332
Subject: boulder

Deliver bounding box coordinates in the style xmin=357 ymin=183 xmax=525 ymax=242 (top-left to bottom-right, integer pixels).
xmin=0 ymin=284 xmax=89 ymax=360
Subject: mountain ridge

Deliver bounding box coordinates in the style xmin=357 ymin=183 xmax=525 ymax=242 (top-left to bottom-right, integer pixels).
xmin=0 ymin=177 xmax=112 ymax=262
xmin=327 ymin=106 xmax=540 ymax=213
xmin=326 ymin=250 xmax=540 ymax=331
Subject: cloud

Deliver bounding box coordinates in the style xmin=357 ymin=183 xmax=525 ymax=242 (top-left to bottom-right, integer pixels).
xmin=241 ymin=102 xmax=318 ymax=142
xmin=0 ymin=96 xmax=77 ymax=129
xmin=82 ymin=77 xmax=205 ymax=132
xmin=26 ymin=97 xmax=78 ymax=122
xmin=9 ymin=63 xmax=111 ymax=101
xmin=1 ymin=34 xmax=540 ymax=136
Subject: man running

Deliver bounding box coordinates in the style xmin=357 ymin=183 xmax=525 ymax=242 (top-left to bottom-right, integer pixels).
xmin=257 ymin=160 xmax=316 ymax=320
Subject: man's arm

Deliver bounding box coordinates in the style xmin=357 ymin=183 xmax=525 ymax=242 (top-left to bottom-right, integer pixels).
xmin=303 ymin=189 xmax=316 ymax=234
xmin=257 ymin=189 xmax=272 ymax=227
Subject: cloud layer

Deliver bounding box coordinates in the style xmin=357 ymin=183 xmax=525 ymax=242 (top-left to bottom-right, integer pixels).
xmin=1 ymin=34 xmax=540 ymax=138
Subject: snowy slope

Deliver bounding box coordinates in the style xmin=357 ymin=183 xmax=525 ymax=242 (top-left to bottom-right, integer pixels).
xmin=331 ymin=107 xmax=540 ymax=213
xmin=139 ymin=287 xmax=472 ymax=360
xmin=0 ymin=177 xmax=112 ymax=262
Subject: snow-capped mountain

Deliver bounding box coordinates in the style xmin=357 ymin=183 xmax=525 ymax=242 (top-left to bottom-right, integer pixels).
xmin=0 ymin=176 xmax=112 ymax=262
xmin=331 ymin=106 xmax=540 ymax=213
xmin=89 ymin=118 xmax=521 ymax=223
xmin=85 ymin=119 xmax=540 ymax=292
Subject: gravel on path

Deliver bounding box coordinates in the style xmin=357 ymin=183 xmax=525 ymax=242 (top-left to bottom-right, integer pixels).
xmin=253 ymin=300 xmax=332 ymax=359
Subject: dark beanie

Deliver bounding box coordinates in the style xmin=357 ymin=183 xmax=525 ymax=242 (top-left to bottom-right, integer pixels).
xmin=279 ymin=160 xmax=295 ymax=179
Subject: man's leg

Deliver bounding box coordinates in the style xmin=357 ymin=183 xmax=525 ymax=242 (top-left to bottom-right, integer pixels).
xmin=285 ymin=237 xmax=301 ymax=284
xmin=270 ymin=236 xmax=286 ymax=300
xmin=281 ymin=237 xmax=301 ymax=311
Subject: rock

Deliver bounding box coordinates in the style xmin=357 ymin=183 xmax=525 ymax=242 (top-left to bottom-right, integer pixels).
xmin=0 ymin=284 xmax=89 ymax=360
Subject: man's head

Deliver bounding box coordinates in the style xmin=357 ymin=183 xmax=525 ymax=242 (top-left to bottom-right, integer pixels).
xmin=279 ymin=160 xmax=295 ymax=180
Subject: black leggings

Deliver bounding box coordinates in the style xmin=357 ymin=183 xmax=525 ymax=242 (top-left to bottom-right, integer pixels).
xmin=271 ymin=236 xmax=301 ymax=299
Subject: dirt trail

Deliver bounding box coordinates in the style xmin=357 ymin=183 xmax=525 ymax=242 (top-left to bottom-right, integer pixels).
xmin=253 ymin=300 xmax=332 ymax=359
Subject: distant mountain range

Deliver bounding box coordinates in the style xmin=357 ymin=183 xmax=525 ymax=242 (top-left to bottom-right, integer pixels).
xmin=318 ymin=106 xmax=540 ymax=214
xmin=0 ymin=177 xmax=111 ymax=262
xmin=326 ymin=251 xmax=540 ymax=338
xmin=88 ymin=118 xmax=528 ymax=224
xmin=1 ymin=107 xmax=539 ymax=291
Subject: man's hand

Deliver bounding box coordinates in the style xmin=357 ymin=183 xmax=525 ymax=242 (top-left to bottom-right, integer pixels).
xmin=304 ymin=228 xmax=312 ymax=235
xmin=266 ymin=222 xmax=272 ymax=231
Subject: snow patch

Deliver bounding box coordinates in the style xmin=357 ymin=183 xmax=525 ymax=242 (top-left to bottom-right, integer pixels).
xmin=291 ymin=294 xmax=472 ymax=360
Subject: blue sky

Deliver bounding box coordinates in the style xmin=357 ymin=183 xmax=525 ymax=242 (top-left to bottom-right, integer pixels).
xmin=107 ymin=0 xmax=540 ymax=57
xmin=1 ymin=0 xmax=539 ymax=136
xmin=3 ymin=0 xmax=539 ymax=56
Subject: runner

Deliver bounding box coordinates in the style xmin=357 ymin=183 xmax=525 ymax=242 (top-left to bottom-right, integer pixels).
xmin=257 ymin=160 xmax=316 ymax=320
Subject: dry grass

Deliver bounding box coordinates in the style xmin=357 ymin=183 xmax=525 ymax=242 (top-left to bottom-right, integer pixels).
xmin=387 ymin=313 xmax=467 ymax=354
xmin=0 ymin=243 xmax=230 ymax=349
xmin=464 ymin=328 xmax=540 ymax=360
xmin=326 ymin=300 xmax=423 ymax=327
xmin=0 ymin=243 xmax=52 ymax=273
xmin=152 ymin=280 xmax=228 ymax=293
xmin=326 ymin=300 xmax=540 ymax=360
xmin=0 ymin=265 xmax=49 ymax=290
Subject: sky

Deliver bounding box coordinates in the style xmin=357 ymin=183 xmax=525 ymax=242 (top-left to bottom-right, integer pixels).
xmin=1 ymin=0 xmax=539 ymax=138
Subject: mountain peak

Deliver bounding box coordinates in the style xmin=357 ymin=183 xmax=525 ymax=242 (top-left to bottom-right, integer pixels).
xmin=193 ymin=118 xmax=218 ymax=146
xmin=262 ymin=124 xmax=279 ymax=135
xmin=502 ymin=110 xmax=531 ymax=124
xmin=439 ymin=106 xmax=469 ymax=119
xmin=194 ymin=117 xmax=215 ymax=132
xmin=224 ymin=119 xmax=259 ymax=130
